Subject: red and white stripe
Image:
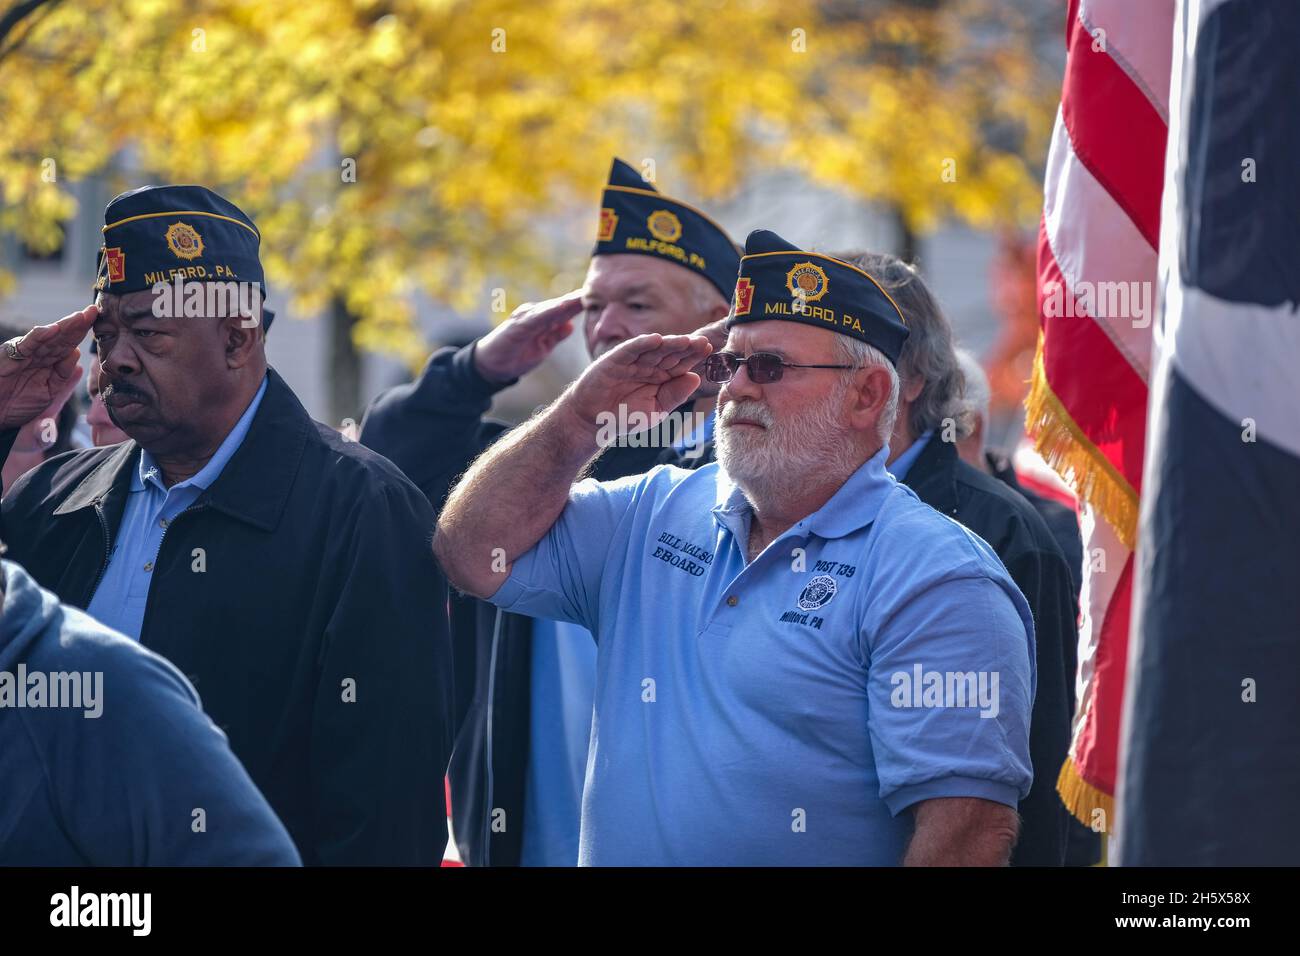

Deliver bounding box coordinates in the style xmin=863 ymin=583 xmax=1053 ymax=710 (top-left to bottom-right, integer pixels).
xmin=1034 ymin=0 xmax=1174 ymax=819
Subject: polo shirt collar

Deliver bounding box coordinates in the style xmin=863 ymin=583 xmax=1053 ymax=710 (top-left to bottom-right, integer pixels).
xmin=711 ymin=444 xmax=897 ymax=542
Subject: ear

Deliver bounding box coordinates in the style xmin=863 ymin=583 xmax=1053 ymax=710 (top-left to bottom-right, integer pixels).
xmin=222 ymin=312 xmax=262 ymax=370
xmin=846 ymin=365 xmax=894 ymax=435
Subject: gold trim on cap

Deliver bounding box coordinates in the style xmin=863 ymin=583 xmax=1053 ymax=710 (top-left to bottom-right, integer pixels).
xmin=603 ymin=185 xmax=735 ymax=245
xmin=103 ymin=209 xmax=260 ymax=239
xmin=741 ymin=250 xmax=907 ymax=326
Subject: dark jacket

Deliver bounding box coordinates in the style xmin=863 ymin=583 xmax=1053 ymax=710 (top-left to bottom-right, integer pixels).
xmin=900 ymin=437 xmax=1075 ymax=866
xmin=986 ymin=451 xmax=1099 ymax=867
xmin=361 ymin=342 xmax=711 ymax=866
xmin=0 ymin=368 xmax=453 ymax=866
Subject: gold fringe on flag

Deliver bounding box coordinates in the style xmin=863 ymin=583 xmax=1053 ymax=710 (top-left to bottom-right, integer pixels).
xmin=1057 ymin=756 xmax=1115 ymax=832
xmin=1024 ymin=335 xmax=1140 ymax=550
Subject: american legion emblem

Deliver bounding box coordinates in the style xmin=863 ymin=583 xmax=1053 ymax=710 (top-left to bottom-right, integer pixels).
xmin=165 ymin=221 xmax=204 ymax=260
xmin=797 ymin=574 xmax=838 ymax=611
xmin=786 ymin=261 xmax=829 ymax=303
xmin=647 ymin=209 xmax=683 ymax=243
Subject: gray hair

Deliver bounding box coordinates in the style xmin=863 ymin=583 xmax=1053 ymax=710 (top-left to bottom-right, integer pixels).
xmin=833 ymin=251 xmax=972 ymax=441
xmin=832 ymin=335 xmax=899 ymax=445
xmin=954 ymin=347 xmax=990 ymax=425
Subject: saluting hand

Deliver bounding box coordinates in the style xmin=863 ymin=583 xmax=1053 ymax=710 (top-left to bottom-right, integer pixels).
xmin=0 ymin=305 xmax=94 ymax=431
xmin=473 ymin=290 xmax=583 ymax=384
xmin=562 ymin=332 xmax=713 ymax=439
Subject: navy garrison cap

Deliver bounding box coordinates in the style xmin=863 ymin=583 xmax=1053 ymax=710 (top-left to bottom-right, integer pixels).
xmin=592 ymin=158 xmax=739 ymax=301
xmin=94 ymin=185 xmax=266 ymax=302
xmin=726 ymin=229 xmax=910 ymax=365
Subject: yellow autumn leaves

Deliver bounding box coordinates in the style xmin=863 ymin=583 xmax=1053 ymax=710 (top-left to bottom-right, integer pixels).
xmin=0 ymin=0 xmax=1055 ymax=363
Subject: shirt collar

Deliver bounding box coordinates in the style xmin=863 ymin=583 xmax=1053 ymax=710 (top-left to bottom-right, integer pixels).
xmin=711 ymin=444 xmax=898 ymax=542
xmin=134 ymin=374 xmax=269 ymax=495
xmin=887 ymin=428 xmax=934 ymax=482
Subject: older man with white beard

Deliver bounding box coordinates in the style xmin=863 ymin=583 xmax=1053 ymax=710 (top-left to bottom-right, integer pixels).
xmin=435 ymin=229 xmax=1037 ymax=866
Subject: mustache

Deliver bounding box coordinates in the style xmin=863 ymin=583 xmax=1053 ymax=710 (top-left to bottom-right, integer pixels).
xmin=720 ymin=400 xmax=774 ymax=428
xmin=101 ymin=380 xmax=148 ymax=401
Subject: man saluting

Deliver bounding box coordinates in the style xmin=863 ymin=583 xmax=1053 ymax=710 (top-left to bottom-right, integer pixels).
xmin=435 ymin=229 xmax=1036 ymax=865
xmin=0 ymin=185 xmax=453 ymax=866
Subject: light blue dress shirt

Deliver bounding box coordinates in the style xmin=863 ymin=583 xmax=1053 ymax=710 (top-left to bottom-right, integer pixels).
xmin=521 ymin=618 xmax=597 ymax=867
xmin=489 ymin=445 xmax=1036 ymax=866
xmin=85 ymin=375 xmax=269 ymax=640
xmin=887 ymin=428 xmax=933 ymax=482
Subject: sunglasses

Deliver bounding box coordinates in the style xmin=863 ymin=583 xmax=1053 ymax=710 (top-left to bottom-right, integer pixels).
xmin=701 ymin=351 xmax=860 ymax=385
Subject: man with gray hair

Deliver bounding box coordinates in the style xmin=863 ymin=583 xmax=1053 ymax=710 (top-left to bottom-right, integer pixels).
xmin=837 ymin=252 xmax=1077 ymax=867
xmin=362 ymin=158 xmax=737 ymax=867
xmin=954 ymin=347 xmax=1098 ymax=867
xmin=434 ymin=230 xmax=1037 ymax=865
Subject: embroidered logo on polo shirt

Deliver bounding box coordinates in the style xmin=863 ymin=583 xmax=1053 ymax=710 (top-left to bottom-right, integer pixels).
xmin=797 ymin=574 xmax=838 ymax=610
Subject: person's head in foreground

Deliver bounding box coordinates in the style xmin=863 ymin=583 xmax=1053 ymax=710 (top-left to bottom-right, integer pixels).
xmin=91 ymin=184 xmax=268 ymax=465
xmin=709 ymin=229 xmax=909 ymax=504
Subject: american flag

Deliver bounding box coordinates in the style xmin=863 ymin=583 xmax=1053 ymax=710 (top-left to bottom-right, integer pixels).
xmin=1027 ymin=0 xmax=1175 ymax=835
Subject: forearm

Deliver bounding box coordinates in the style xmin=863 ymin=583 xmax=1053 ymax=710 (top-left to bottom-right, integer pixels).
xmin=903 ymin=797 xmax=1019 ymax=866
xmin=435 ymin=393 xmax=601 ymax=598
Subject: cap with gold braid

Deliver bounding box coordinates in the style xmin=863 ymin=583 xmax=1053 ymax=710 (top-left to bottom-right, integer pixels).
xmin=726 ymin=229 xmax=909 ymax=365
xmin=93 ymin=184 xmax=266 ymax=301
xmin=592 ymin=158 xmax=739 ymax=300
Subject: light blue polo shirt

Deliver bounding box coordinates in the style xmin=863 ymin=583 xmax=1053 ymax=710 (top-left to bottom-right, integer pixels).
xmin=86 ymin=375 xmax=268 ymax=640
xmin=488 ymin=445 xmax=1035 ymax=866
xmin=888 ymin=428 xmax=932 ymax=481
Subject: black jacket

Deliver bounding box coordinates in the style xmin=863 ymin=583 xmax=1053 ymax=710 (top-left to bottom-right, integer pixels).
xmin=986 ymin=451 xmax=1099 ymax=867
xmin=0 ymin=368 xmax=453 ymax=866
xmin=361 ymin=342 xmax=709 ymax=866
xmin=900 ymin=437 xmax=1075 ymax=866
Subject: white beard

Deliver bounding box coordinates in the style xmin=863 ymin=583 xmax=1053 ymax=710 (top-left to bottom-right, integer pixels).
xmin=715 ymin=383 xmax=862 ymax=505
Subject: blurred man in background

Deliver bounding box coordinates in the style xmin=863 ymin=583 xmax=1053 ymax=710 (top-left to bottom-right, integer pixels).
xmin=84 ymin=341 xmax=129 ymax=447
xmin=362 ymin=158 xmax=736 ymax=866
xmin=839 ymin=252 xmax=1076 ymax=867
xmin=954 ymin=347 xmax=1098 ymax=867
xmin=0 ymin=322 xmax=82 ymax=489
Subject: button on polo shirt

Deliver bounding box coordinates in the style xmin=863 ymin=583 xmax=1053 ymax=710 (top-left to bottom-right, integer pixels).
xmin=488 ymin=445 xmax=1036 ymax=866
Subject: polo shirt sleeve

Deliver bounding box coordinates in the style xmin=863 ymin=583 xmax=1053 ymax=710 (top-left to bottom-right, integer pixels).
xmin=865 ymin=572 xmax=1036 ymax=816
xmin=487 ymin=468 xmax=656 ymax=631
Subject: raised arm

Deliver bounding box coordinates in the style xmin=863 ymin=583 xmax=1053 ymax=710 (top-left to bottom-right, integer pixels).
xmin=434 ymin=332 xmax=712 ymax=599
xmin=359 ymin=292 xmax=581 ymax=512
